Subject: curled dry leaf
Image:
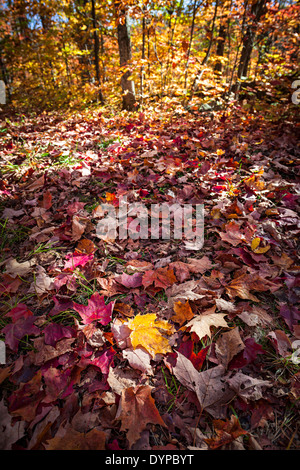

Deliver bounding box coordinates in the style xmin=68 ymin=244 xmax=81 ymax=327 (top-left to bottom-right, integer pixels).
xmin=226 ymin=372 xmax=272 ymax=402
xmin=215 ymin=327 xmax=245 ymax=368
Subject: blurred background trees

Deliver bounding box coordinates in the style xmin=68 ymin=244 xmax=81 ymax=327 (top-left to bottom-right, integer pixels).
xmin=0 ymin=0 xmax=298 ymax=112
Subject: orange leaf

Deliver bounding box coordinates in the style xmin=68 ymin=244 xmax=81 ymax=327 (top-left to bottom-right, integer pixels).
xmin=205 ymin=415 xmax=248 ymax=449
xmin=45 ymin=424 xmax=106 ymax=450
xmin=172 ymin=300 xmax=194 ymax=326
xmin=142 ymin=267 xmax=177 ymax=290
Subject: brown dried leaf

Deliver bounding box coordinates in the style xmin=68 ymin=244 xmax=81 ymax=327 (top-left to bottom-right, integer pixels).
xmin=115 ymin=385 xmax=166 ymax=448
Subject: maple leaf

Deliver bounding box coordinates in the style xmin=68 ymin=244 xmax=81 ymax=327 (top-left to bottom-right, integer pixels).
xmin=115 ymin=385 xmax=166 ymax=448
xmin=123 ymin=347 xmax=154 ymax=375
xmin=127 ymin=313 xmax=175 ymax=359
xmin=227 ymin=372 xmax=272 ymax=402
xmin=166 ymin=280 xmax=205 ymax=306
xmin=71 ymin=215 xmax=87 ymax=241
xmin=142 ymin=267 xmax=177 ymax=290
xmin=115 ymin=272 xmax=143 ymax=289
xmin=215 ymin=327 xmax=245 ymax=368
xmin=63 ymin=252 xmax=94 ymax=271
xmin=251 ymin=237 xmax=270 ymax=254
xmin=177 ymin=340 xmax=209 ymax=371
xmin=173 ymin=353 xmax=235 ymax=418
xmin=2 ymin=316 xmax=40 ymax=352
xmin=76 ymin=238 xmax=97 ymax=254
xmin=42 ymin=367 xmax=74 ymax=402
xmin=186 ymin=256 xmax=213 ymax=274
xmin=4 ymin=258 xmax=34 ymax=278
xmin=219 ymin=221 xmax=246 ymax=246
xmin=72 ymin=292 xmax=115 ymax=325
xmin=185 ymin=311 xmax=229 ymax=341
xmin=43 ymin=323 xmax=75 ymax=347
xmin=31 ymin=337 xmax=76 ymax=366
xmin=229 ymin=337 xmax=265 ymax=369
xmin=205 ymin=415 xmax=248 ymax=449
xmin=45 ymin=424 xmax=106 ymax=450
xmin=225 ymin=274 xmax=261 ymax=302
xmin=79 ymin=346 xmax=116 ymax=374
xmin=42 ymin=190 xmax=52 ymax=210
xmin=5 ymin=303 xmax=33 ymax=321
xmin=172 ymin=300 xmax=194 ymax=326
xmin=0 ymin=400 xmax=26 ymax=450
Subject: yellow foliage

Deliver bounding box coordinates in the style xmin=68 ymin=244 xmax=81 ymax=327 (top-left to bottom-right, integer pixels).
xmin=127 ymin=313 xmax=174 ymax=358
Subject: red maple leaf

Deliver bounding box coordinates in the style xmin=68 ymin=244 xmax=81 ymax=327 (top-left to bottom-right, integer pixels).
xmin=73 ymin=293 xmax=115 ymax=325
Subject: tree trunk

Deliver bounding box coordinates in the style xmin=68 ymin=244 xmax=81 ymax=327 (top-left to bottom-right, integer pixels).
xmin=237 ymin=0 xmax=267 ymax=80
xmin=184 ymin=0 xmax=199 ymax=90
xmin=202 ymin=0 xmax=219 ymax=66
xmin=91 ymin=0 xmax=104 ymax=104
xmin=214 ymin=17 xmax=227 ymax=73
xmin=140 ymin=15 xmax=146 ymax=106
xmin=115 ymin=3 xmax=136 ymax=111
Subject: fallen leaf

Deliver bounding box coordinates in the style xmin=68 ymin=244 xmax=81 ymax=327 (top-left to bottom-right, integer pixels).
xmin=5 ymin=258 xmax=34 ymax=278
xmin=127 ymin=313 xmax=174 ymax=359
xmin=172 ymin=300 xmax=194 ymax=326
xmin=45 ymin=424 xmax=106 ymax=450
xmin=3 ymin=316 xmax=40 ymax=352
xmin=115 ymin=385 xmax=166 ymax=448
xmin=72 ymin=293 xmax=115 ymax=325
xmin=173 ymin=353 xmax=235 ymax=418
xmin=219 ymin=221 xmax=246 ymax=246
xmin=142 ymin=267 xmax=177 ymax=290
xmin=72 ymin=215 xmax=87 ymax=241
xmin=0 ymin=400 xmax=26 ymax=449
xmin=185 ymin=311 xmax=229 ymax=341
xmin=186 ymin=256 xmax=213 ymax=274
xmin=42 ymin=190 xmax=52 ymax=210
xmin=227 ymin=372 xmax=272 ymax=402
xmin=215 ymin=327 xmax=245 ymax=368
xmin=205 ymin=415 xmax=248 ymax=449
xmin=115 ymin=272 xmax=143 ymax=289
xmin=122 ymin=347 xmax=154 ymax=375
xmin=166 ymin=280 xmax=205 ymax=306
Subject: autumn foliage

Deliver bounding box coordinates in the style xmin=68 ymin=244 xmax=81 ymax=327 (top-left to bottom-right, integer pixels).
xmin=0 ymin=0 xmax=299 ymax=453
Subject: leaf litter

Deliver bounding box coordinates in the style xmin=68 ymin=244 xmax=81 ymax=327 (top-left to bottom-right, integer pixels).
xmin=0 ymin=106 xmax=299 ymax=450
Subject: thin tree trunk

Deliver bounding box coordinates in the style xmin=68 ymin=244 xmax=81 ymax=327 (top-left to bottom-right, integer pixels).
xmin=115 ymin=3 xmax=136 ymax=111
xmin=237 ymin=0 xmax=267 ymax=80
xmin=184 ymin=0 xmax=199 ymax=90
xmin=214 ymin=15 xmax=227 ymax=73
xmin=91 ymin=0 xmax=104 ymax=104
xmin=202 ymin=0 xmax=219 ymax=66
xmin=140 ymin=15 xmax=146 ymax=106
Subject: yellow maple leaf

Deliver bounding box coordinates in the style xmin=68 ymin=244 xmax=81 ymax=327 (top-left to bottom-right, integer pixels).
xmin=251 ymin=237 xmax=270 ymax=254
xmin=127 ymin=313 xmax=174 ymax=358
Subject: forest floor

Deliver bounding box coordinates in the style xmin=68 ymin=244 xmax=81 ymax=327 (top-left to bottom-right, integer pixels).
xmin=0 ymin=102 xmax=299 ymax=451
